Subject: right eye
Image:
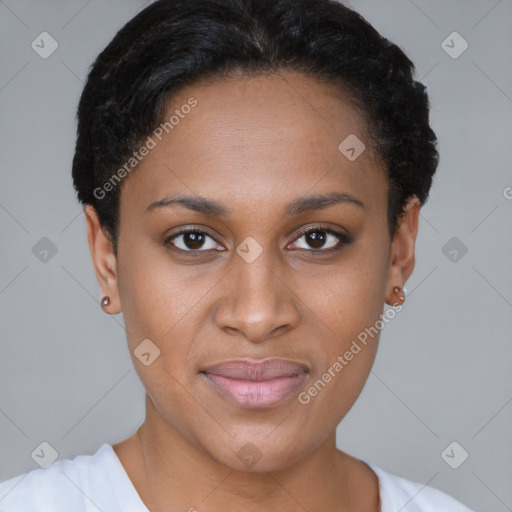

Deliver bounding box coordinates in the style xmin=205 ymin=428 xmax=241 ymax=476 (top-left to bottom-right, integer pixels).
xmin=164 ymin=228 xmax=223 ymax=253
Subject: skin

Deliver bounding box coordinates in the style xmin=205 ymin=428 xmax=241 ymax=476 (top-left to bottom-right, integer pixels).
xmin=85 ymin=70 xmax=420 ymax=511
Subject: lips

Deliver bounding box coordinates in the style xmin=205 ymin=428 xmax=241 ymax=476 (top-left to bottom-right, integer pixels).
xmin=200 ymin=358 xmax=309 ymax=409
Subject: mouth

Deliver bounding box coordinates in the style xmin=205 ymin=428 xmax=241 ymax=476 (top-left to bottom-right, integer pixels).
xmin=199 ymin=358 xmax=309 ymax=409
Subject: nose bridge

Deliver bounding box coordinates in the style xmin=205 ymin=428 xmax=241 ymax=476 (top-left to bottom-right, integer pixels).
xmin=236 ymin=240 xmax=277 ymax=298
xmin=214 ymin=238 xmax=299 ymax=341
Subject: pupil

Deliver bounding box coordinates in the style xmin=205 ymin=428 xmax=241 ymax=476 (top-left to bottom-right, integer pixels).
xmin=185 ymin=232 xmax=204 ymax=249
xmin=306 ymin=231 xmax=325 ymax=249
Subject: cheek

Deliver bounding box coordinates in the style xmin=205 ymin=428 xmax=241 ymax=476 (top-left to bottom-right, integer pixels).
xmin=118 ymin=238 xmax=209 ymax=340
xmin=116 ymin=241 xmax=226 ymax=402
xmin=294 ymin=237 xmax=389 ymax=404
xmin=116 ymin=247 xmax=205 ymax=417
xmin=295 ymin=242 xmax=388 ymax=343
xmin=295 ymin=275 xmax=386 ymax=435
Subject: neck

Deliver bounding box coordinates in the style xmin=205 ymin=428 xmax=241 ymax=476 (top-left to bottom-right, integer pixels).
xmin=117 ymin=394 xmax=378 ymax=512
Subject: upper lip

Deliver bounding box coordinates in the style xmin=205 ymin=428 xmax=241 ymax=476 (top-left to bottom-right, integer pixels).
xmin=201 ymin=358 xmax=309 ymax=381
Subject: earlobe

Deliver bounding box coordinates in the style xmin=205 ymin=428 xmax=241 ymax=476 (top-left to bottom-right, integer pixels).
xmin=84 ymin=205 xmax=122 ymax=314
xmin=384 ymin=196 xmax=421 ymax=307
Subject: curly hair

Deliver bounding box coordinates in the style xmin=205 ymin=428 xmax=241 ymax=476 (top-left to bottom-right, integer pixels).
xmin=72 ymin=0 xmax=439 ymax=255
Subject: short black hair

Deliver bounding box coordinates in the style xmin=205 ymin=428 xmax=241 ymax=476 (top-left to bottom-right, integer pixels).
xmin=72 ymin=0 xmax=439 ymax=255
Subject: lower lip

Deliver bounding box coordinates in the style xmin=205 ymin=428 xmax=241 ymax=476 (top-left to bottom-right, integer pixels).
xmin=202 ymin=372 xmax=308 ymax=409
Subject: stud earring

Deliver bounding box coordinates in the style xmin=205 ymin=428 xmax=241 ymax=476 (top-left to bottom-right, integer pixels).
xmin=393 ymin=286 xmax=406 ymax=305
xmin=100 ymin=296 xmax=111 ymax=308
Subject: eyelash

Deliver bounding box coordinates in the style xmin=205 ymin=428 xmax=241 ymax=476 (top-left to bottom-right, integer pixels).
xmin=164 ymin=225 xmax=353 ymax=256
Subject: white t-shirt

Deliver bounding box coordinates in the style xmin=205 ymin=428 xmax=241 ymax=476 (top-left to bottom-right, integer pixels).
xmin=0 ymin=443 xmax=474 ymax=511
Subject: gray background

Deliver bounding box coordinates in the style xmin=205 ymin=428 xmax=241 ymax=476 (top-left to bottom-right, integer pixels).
xmin=0 ymin=1 xmax=511 ymax=510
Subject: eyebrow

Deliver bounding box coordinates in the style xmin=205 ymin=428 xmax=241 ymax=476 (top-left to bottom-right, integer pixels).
xmin=285 ymin=192 xmax=365 ymax=215
xmin=145 ymin=191 xmax=365 ymax=216
xmin=146 ymin=195 xmax=229 ymax=216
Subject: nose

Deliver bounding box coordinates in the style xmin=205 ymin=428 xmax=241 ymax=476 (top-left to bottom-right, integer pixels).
xmin=212 ymin=244 xmax=300 ymax=343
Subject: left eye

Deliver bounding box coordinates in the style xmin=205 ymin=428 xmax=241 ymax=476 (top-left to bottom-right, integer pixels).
xmin=166 ymin=230 xmax=221 ymax=251
xmin=289 ymin=228 xmax=348 ymax=251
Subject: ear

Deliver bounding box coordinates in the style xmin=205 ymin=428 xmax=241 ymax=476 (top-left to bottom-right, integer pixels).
xmin=385 ymin=195 xmax=421 ymax=307
xmin=84 ymin=205 xmax=121 ymax=314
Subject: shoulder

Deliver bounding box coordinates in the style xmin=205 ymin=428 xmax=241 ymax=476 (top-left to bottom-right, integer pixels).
xmin=364 ymin=461 xmax=474 ymax=512
xmin=0 ymin=443 xmax=132 ymax=512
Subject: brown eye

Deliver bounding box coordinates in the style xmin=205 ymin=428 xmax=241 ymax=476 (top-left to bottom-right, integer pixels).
xmin=165 ymin=229 xmax=221 ymax=252
xmin=305 ymin=231 xmax=327 ymax=249
xmin=181 ymin=232 xmax=206 ymax=250
xmin=289 ymin=226 xmax=352 ymax=252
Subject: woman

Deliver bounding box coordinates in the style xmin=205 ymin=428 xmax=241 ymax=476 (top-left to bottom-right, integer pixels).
xmin=0 ymin=0 xmax=474 ymax=510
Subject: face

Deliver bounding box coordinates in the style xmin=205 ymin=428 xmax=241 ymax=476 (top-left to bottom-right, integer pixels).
xmin=87 ymin=71 xmax=419 ymax=472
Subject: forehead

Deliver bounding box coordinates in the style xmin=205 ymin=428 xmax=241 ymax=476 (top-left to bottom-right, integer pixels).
xmin=119 ymin=71 xmax=387 ymax=216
